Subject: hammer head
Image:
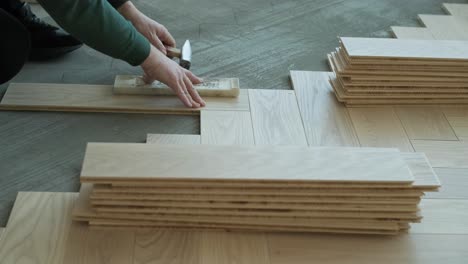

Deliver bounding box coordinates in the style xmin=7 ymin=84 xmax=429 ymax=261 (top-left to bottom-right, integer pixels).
xmin=179 ymin=40 xmax=192 ymax=70
xmin=166 ymin=40 xmax=192 ymax=70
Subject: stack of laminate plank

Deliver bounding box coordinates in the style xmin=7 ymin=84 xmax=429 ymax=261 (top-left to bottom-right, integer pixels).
xmin=328 ymin=37 xmax=468 ymax=105
xmin=73 ymin=143 xmax=440 ymax=235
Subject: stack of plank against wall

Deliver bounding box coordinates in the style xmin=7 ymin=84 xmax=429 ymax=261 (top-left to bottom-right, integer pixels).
xmin=328 ymin=37 xmax=468 ymax=105
xmin=72 ymin=143 xmax=440 ymax=235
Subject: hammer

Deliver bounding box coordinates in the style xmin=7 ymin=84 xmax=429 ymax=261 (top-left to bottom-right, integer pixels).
xmin=166 ymin=40 xmax=192 ymax=70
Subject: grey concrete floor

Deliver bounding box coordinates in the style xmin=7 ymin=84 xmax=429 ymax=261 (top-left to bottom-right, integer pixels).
xmin=0 ymin=0 xmax=465 ymax=225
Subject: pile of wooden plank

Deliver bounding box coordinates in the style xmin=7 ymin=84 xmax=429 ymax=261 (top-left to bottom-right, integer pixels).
xmin=328 ymin=37 xmax=468 ymax=105
xmin=73 ymin=143 xmax=440 ymax=235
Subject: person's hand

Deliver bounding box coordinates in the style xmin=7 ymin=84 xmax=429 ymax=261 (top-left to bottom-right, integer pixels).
xmin=118 ymin=1 xmax=175 ymax=55
xmin=141 ymin=46 xmax=206 ymax=108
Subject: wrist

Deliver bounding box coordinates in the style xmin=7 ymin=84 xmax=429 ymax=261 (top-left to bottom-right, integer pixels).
xmin=118 ymin=1 xmax=141 ymax=22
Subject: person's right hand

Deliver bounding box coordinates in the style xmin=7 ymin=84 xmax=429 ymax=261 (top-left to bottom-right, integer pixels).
xmin=141 ymin=46 xmax=206 ymax=108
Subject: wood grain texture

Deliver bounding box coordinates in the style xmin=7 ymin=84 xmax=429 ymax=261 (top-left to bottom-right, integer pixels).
xmin=84 ymin=229 xmax=135 ymax=264
xmin=290 ymin=71 xmax=359 ymax=147
xmin=0 ymin=83 xmax=249 ymax=115
xmin=80 ymin=143 xmax=413 ymax=183
xmin=341 ymin=37 xmax=468 ymax=60
xmin=134 ymin=229 xmax=201 ymax=264
xmin=418 ymin=15 xmax=468 ymax=40
xmin=348 ymin=107 xmax=414 ymax=151
xmin=426 ymin=168 xmax=468 ymax=199
xmin=268 ymin=232 xmax=468 ymax=264
xmin=411 ymin=140 xmax=468 ymax=168
xmin=0 ymin=192 xmax=76 ymax=264
xmin=391 ymin=26 xmax=435 ymax=39
xmin=442 ymin=106 xmax=468 ymax=140
xmin=200 ymin=231 xmax=269 ymax=264
xmin=443 ymin=3 xmax=468 ymax=16
xmin=395 ymin=106 xmax=457 ymax=140
xmin=146 ymin=134 xmax=201 ymax=144
xmin=249 ymin=89 xmax=308 ymax=145
xmin=411 ymin=199 xmax=468 ymax=234
xmin=200 ymin=111 xmax=254 ymax=145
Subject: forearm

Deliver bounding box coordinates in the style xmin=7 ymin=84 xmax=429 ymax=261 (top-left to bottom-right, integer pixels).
xmin=37 ymin=0 xmax=150 ymax=65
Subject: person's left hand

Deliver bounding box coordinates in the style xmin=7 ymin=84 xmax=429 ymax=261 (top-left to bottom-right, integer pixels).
xmin=118 ymin=1 xmax=176 ymax=55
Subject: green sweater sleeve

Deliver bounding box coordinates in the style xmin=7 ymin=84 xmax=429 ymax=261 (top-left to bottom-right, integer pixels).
xmin=37 ymin=0 xmax=150 ymax=66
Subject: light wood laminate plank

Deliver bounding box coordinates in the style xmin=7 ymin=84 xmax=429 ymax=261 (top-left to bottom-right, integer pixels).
xmin=418 ymin=14 xmax=468 ymax=40
xmin=443 ymin=3 xmax=468 ymax=16
xmin=200 ymin=111 xmax=254 ymax=145
xmin=442 ymin=106 xmax=468 ymax=140
xmin=426 ymin=168 xmax=468 ymax=199
xmin=249 ymin=89 xmax=307 ymax=145
xmin=395 ymin=106 xmax=457 ymax=140
xmin=349 ymin=107 xmax=414 ymax=152
xmin=391 ymin=26 xmax=435 ymax=39
xmin=411 ymin=140 xmax=468 ymax=168
xmin=290 ymin=71 xmax=359 ymax=147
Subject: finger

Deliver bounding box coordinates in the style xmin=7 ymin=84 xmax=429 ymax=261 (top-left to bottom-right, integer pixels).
xmin=184 ymin=69 xmax=203 ymax=84
xmin=184 ymin=75 xmax=205 ymax=107
xmin=151 ymin=36 xmax=167 ymax=55
xmin=181 ymin=78 xmax=200 ymax=108
xmin=174 ymin=80 xmax=193 ymax=108
xmin=142 ymin=73 xmax=154 ymax=84
xmin=160 ymin=26 xmax=176 ymax=47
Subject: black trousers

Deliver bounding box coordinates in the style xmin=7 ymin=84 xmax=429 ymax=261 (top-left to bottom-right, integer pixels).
xmin=0 ymin=6 xmax=30 ymax=84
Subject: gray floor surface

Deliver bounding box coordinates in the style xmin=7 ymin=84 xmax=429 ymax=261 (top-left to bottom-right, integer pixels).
xmin=0 ymin=0 xmax=465 ymax=225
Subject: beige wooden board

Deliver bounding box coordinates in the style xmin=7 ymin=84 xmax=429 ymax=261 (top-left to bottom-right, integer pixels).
xmin=267 ymin=232 xmax=468 ymax=264
xmin=93 ymin=184 xmax=426 ymax=197
xmin=0 ymin=228 xmax=3 ymax=240
xmin=395 ymin=106 xmax=457 ymax=140
xmin=442 ymin=106 xmax=468 ymax=140
xmin=426 ymin=168 xmax=468 ymax=199
xmin=345 ymin=86 xmax=468 ymax=94
xmin=391 ymin=26 xmax=435 ymax=39
xmin=0 ymin=83 xmax=249 ymax=115
xmin=411 ymin=199 xmax=468 ymax=234
xmin=289 ymin=71 xmax=359 ymax=146
xmin=90 ymin=222 xmax=399 ymax=235
xmin=400 ymin=152 xmax=440 ymax=188
xmin=200 ymin=110 xmax=254 ymax=145
xmin=411 ymin=140 xmax=468 ymax=168
xmin=343 ymin=98 xmax=468 ymax=106
xmin=343 ymin=79 xmax=468 ymax=87
xmin=113 ymin=75 xmax=240 ymax=97
xmin=146 ymin=133 xmax=201 ymax=144
xmin=90 ymin=193 xmax=420 ymax=204
xmin=84 ymin=229 xmax=135 ymax=264
xmin=418 ymin=15 xmax=468 ymax=40
xmin=443 ymin=3 xmax=468 ymax=16
xmin=248 ymin=89 xmax=308 ymax=145
xmin=80 ymin=143 xmax=413 ymax=183
xmin=341 ymin=37 xmax=468 ymax=60
xmin=91 ymin=199 xmax=418 ymax=212
xmin=348 ymin=107 xmax=413 ymax=151
xmin=0 ymin=192 xmax=76 ymax=264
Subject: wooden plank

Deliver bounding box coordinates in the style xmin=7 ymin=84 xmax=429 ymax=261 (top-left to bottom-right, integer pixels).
xmin=0 ymin=192 xmax=76 ymax=264
xmin=83 ymin=229 xmax=135 ymax=264
xmin=80 ymin=143 xmax=414 ymax=183
xmin=418 ymin=15 xmax=468 ymax=40
xmin=426 ymin=168 xmax=468 ymax=199
xmin=395 ymin=106 xmax=457 ymax=140
xmin=146 ymin=134 xmax=201 ymax=144
xmin=134 ymin=229 xmax=202 ymax=264
xmin=0 ymin=228 xmax=4 ymax=240
xmin=411 ymin=199 xmax=468 ymax=234
xmin=442 ymin=106 xmax=468 ymax=140
xmin=289 ymin=71 xmax=359 ymax=147
xmin=268 ymin=233 xmax=468 ymax=264
xmin=411 ymin=140 xmax=468 ymax=168
xmin=199 ymin=232 xmax=269 ymax=264
xmin=0 ymin=83 xmax=249 ymax=115
xmin=341 ymin=37 xmax=468 ymax=60
xmin=114 ymin=75 xmax=240 ymax=97
xmin=348 ymin=107 xmax=414 ymax=151
xmin=200 ymin=111 xmax=254 ymax=145
xmin=248 ymin=89 xmax=308 ymax=145
xmin=391 ymin=26 xmax=435 ymax=39
xmin=442 ymin=3 xmax=468 ymax=16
